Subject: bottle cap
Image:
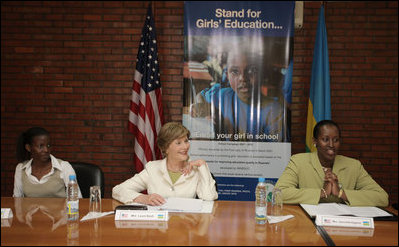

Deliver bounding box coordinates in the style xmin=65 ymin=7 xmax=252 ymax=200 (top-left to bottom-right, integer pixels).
xmin=258 ymin=177 xmax=265 ymax=182
xmin=69 ymin=175 xmax=76 ymax=180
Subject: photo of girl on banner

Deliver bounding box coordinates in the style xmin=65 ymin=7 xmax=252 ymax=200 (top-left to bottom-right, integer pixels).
xmin=184 ymin=35 xmax=292 ymax=142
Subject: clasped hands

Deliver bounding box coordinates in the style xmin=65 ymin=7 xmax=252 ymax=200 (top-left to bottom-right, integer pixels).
xmin=133 ymin=159 xmax=207 ymax=206
xmin=321 ymin=167 xmax=341 ymax=199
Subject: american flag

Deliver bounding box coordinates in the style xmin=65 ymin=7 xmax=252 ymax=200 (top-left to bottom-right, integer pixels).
xmin=128 ymin=4 xmax=164 ymax=173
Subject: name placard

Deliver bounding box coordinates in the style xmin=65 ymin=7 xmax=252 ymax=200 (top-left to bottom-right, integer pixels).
xmin=315 ymin=215 xmax=374 ymax=229
xmin=114 ymin=210 xmax=169 ymax=221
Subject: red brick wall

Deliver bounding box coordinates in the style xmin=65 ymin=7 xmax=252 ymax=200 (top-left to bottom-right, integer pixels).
xmin=1 ymin=1 xmax=397 ymax=203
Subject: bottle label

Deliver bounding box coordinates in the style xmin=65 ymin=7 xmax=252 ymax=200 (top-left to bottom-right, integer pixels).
xmin=67 ymin=200 xmax=79 ymax=215
xmin=255 ymin=206 xmax=266 ymax=220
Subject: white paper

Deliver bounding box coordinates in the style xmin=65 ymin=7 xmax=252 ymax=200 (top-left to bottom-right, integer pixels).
xmin=162 ymin=197 xmax=203 ymax=211
xmin=301 ymin=203 xmax=392 ymax=218
xmin=80 ymin=211 xmax=114 ymax=222
xmin=339 ymin=204 xmax=392 ymax=217
xmin=266 ymin=214 xmax=294 ymax=224
xmin=126 ymin=198 xmax=214 ymax=213
xmin=146 ymin=197 xmax=203 ymax=212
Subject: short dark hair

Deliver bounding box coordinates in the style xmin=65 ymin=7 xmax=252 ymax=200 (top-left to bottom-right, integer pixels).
xmin=16 ymin=127 xmax=50 ymax=162
xmin=313 ymin=120 xmax=341 ymax=139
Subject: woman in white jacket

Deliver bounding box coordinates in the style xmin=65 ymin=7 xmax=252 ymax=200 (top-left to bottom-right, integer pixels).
xmin=112 ymin=122 xmax=218 ymax=205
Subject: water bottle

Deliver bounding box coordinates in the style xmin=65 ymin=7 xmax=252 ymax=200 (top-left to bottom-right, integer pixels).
xmin=255 ymin=177 xmax=267 ymax=224
xmin=67 ymin=174 xmax=79 ymax=221
xmin=66 ymin=218 xmax=79 ymax=245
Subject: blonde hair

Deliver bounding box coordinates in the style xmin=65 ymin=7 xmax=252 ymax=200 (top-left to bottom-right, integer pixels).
xmin=157 ymin=122 xmax=190 ymax=156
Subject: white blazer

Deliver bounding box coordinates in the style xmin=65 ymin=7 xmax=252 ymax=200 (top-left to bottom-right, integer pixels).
xmin=112 ymin=158 xmax=218 ymax=204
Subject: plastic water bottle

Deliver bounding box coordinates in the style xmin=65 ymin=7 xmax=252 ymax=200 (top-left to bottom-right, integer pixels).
xmin=255 ymin=177 xmax=267 ymax=224
xmin=66 ymin=218 xmax=79 ymax=245
xmin=67 ymin=174 xmax=79 ymax=221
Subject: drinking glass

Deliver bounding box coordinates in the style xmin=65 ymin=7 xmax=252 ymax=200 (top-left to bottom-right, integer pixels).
xmin=271 ymin=187 xmax=283 ymax=216
xmin=89 ymin=186 xmax=102 ymax=213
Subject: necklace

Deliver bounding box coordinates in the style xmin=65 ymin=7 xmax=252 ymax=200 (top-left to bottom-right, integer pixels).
xmin=166 ymin=160 xmax=187 ymax=173
xmin=31 ymin=163 xmax=52 ymax=180
xmin=168 ymin=168 xmax=182 ymax=173
xmin=322 ymin=165 xmax=333 ymax=172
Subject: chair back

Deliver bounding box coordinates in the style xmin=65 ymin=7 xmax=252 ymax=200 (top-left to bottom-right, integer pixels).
xmin=70 ymin=162 xmax=105 ymax=198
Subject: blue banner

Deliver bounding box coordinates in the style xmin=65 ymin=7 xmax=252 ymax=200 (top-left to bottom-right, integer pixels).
xmin=183 ymin=1 xmax=294 ymax=201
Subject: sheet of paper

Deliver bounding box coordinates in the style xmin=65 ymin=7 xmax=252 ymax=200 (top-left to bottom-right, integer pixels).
xmin=266 ymin=215 xmax=294 ymax=224
xmin=338 ymin=204 xmax=392 ymax=217
xmin=127 ymin=198 xmax=214 ymax=213
xmin=301 ymin=203 xmax=393 ymax=218
xmin=301 ymin=203 xmax=348 ymax=217
xmin=160 ymin=197 xmax=203 ymax=212
xmin=80 ymin=211 xmax=114 ymax=222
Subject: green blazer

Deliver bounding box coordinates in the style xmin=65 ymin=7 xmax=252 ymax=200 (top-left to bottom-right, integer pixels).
xmin=275 ymin=152 xmax=389 ymax=207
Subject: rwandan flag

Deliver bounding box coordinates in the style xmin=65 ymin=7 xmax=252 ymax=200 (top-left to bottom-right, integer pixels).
xmin=305 ymin=5 xmax=331 ymax=152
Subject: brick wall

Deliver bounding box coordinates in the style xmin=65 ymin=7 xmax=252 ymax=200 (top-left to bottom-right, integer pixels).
xmin=1 ymin=1 xmax=397 ymax=203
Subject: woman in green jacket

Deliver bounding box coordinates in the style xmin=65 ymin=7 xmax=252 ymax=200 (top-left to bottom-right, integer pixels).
xmin=275 ymin=120 xmax=388 ymax=206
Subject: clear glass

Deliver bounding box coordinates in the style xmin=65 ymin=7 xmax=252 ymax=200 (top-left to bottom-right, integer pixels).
xmin=89 ymin=186 xmax=102 ymax=213
xmin=271 ymin=187 xmax=283 ymax=216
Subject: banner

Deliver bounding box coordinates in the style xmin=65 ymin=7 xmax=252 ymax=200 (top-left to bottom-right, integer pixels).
xmin=183 ymin=1 xmax=294 ymax=200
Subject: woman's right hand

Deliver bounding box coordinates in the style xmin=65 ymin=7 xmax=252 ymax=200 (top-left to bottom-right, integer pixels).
xmin=133 ymin=194 xmax=166 ymax=206
xmin=323 ymin=181 xmax=332 ymax=197
xmin=323 ymin=168 xmax=335 ymax=197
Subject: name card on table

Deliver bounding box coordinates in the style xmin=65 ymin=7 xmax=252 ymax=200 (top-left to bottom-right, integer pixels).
xmin=114 ymin=209 xmax=169 ymax=221
xmin=315 ymin=215 xmax=374 ymax=228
